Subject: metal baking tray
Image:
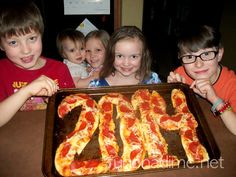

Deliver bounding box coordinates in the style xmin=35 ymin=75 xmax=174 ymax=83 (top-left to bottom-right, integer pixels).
xmin=42 ymin=83 xmax=220 ymax=177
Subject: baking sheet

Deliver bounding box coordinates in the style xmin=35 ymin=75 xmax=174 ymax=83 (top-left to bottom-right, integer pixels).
xmin=42 ymin=83 xmax=220 ymax=177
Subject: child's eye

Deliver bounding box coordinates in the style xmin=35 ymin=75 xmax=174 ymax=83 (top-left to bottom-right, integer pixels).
xmin=202 ymin=51 xmax=210 ymax=56
xmin=9 ymin=40 xmax=17 ymax=46
xmin=186 ymin=55 xmax=195 ymax=60
xmin=69 ymin=49 xmax=75 ymax=52
xmin=115 ymin=54 xmax=122 ymax=58
xmin=29 ymin=36 xmax=37 ymax=42
xmin=96 ymin=48 xmax=102 ymax=52
xmin=131 ymin=55 xmax=137 ymax=59
xmin=131 ymin=55 xmax=141 ymax=60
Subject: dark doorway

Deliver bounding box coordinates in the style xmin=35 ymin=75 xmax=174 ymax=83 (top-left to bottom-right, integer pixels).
xmin=142 ymin=0 xmax=223 ymax=81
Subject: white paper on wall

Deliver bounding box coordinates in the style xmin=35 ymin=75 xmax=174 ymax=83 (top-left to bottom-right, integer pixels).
xmin=76 ymin=18 xmax=98 ymax=36
xmin=64 ymin=0 xmax=110 ymax=15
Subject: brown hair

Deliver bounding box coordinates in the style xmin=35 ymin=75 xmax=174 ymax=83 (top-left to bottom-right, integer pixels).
xmin=100 ymin=26 xmax=152 ymax=82
xmin=56 ymin=29 xmax=85 ymax=57
xmin=177 ymin=25 xmax=222 ymax=56
xmin=0 ymin=1 xmax=44 ymax=38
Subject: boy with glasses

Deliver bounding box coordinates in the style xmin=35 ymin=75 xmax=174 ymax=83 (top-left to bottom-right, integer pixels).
xmin=167 ymin=25 xmax=236 ymax=135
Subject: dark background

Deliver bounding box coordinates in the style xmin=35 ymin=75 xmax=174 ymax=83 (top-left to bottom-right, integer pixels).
xmin=34 ymin=0 xmax=115 ymax=60
xmin=0 ymin=0 xmax=115 ymax=60
xmin=142 ymin=0 xmax=224 ymax=80
xmin=1 ymin=0 xmax=227 ymax=81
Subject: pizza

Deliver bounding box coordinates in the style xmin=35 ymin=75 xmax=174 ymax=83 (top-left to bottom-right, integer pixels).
xmin=151 ymin=90 xmax=183 ymax=131
xmin=131 ymin=89 xmax=180 ymax=169
xmin=55 ymin=93 xmax=108 ymax=176
xmin=98 ymin=93 xmax=145 ymax=172
xmin=171 ymin=89 xmax=209 ymax=164
xmin=54 ymin=89 xmax=209 ymax=176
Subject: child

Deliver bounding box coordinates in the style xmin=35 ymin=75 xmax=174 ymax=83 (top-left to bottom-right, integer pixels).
xmin=0 ymin=1 xmax=75 ymax=111
xmin=167 ymin=25 xmax=236 ymax=135
xmin=56 ymin=28 xmax=88 ymax=85
xmin=0 ymin=75 xmax=58 ymax=127
xmin=76 ymin=29 xmax=110 ymax=88
xmin=89 ymin=26 xmax=161 ymax=87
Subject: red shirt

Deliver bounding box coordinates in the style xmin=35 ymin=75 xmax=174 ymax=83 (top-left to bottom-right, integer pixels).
xmin=0 ymin=57 xmax=75 ymax=110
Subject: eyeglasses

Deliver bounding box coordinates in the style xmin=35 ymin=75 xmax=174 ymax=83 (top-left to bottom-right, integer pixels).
xmin=179 ymin=50 xmax=219 ymax=64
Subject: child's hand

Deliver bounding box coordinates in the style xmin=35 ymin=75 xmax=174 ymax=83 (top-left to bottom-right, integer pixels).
xmin=190 ymin=79 xmax=218 ymax=103
xmin=167 ymin=71 xmax=186 ymax=83
xmin=24 ymin=75 xmax=59 ymax=97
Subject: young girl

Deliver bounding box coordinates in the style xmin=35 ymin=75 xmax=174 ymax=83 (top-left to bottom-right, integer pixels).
xmin=89 ymin=26 xmax=161 ymax=87
xmin=0 ymin=1 xmax=75 ymax=111
xmin=167 ymin=25 xmax=236 ymax=135
xmin=76 ymin=29 xmax=110 ymax=88
xmin=56 ymin=29 xmax=88 ymax=85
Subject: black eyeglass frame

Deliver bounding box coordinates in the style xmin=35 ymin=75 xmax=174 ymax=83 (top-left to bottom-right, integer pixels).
xmin=179 ymin=50 xmax=219 ymax=64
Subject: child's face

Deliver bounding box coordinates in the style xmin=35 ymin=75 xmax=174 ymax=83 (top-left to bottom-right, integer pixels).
xmin=0 ymin=30 xmax=43 ymax=70
xmin=181 ymin=48 xmax=223 ymax=81
xmin=113 ymin=38 xmax=142 ymax=77
xmin=62 ymin=38 xmax=86 ymax=65
xmin=85 ymin=38 xmax=106 ymax=69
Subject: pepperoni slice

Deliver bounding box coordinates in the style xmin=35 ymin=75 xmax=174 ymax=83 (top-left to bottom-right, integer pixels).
xmin=86 ymin=99 xmax=95 ymax=108
xmin=102 ymin=102 xmax=112 ymax=112
xmin=61 ymin=142 xmax=71 ymax=157
xmin=78 ymin=121 xmax=87 ymax=131
xmin=127 ymin=118 xmax=135 ymax=128
xmin=175 ymin=97 xmax=183 ymax=107
xmin=58 ymin=104 xmax=68 ymax=118
xmin=85 ymin=159 xmax=101 ymax=168
xmin=85 ymin=111 xmax=95 ymax=123
xmin=171 ymin=114 xmax=182 ymax=122
xmin=160 ymin=115 xmax=170 ymax=123
xmin=141 ymin=102 xmax=150 ymax=111
xmin=189 ymin=141 xmax=200 ymax=153
xmin=127 ymin=132 xmax=140 ymax=144
xmin=150 ymin=121 xmax=157 ymax=134
xmin=102 ymin=125 xmax=113 ymax=138
xmin=70 ymin=160 xmax=85 ymax=169
xmin=104 ymin=113 xmax=112 ymax=121
xmin=130 ymin=149 xmax=141 ymax=160
xmin=109 ymin=156 xmax=123 ymax=171
xmin=153 ymin=106 xmax=164 ymax=114
xmin=139 ymin=90 xmax=150 ymax=100
xmin=184 ymin=129 xmax=193 ymax=141
xmin=119 ymin=104 xmax=132 ymax=113
xmin=65 ymin=97 xmax=77 ymax=104
xmin=105 ymin=145 xmax=117 ymax=156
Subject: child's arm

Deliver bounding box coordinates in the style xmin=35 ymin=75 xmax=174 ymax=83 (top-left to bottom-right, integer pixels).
xmin=190 ymin=79 xmax=236 ymax=135
xmin=0 ymin=75 xmax=58 ymax=127
xmin=76 ymin=70 xmax=100 ymax=88
xmin=167 ymin=71 xmax=186 ymax=83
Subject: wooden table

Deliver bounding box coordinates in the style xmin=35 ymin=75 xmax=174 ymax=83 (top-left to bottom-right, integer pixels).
xmin=0 ymin=98 xmax=236 ymax=177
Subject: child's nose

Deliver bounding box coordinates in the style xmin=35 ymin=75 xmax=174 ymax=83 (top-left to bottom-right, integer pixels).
xmin=195 ymin=56 xmax=204 ymax=67
xmin=21 ymin=43 xmax=31 ymax=54
xmin=123 ymin=57 xmax=130 ymax=65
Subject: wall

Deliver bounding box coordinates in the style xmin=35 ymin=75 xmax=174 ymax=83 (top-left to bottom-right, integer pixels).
xmin=121 ymin=0 xmax=143 ymax=29
xmin=121 ymin=0 xmax=236 ymax=74
xmin=220 ymin=1 xmax=236 ymax=71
